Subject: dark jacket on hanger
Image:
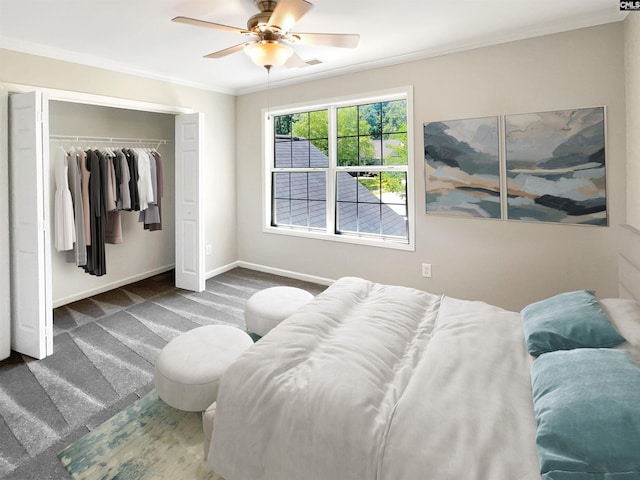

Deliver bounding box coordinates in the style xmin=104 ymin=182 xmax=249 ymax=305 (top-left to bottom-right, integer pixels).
xmin=124 ymin=148 xmax=140 ymax=211
xmin=84 ymin=149 xmax=107 ymax=276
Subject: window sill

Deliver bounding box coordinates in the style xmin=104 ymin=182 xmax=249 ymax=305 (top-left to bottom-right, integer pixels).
xmin=263 ymin=225 xmax=415 ymax=251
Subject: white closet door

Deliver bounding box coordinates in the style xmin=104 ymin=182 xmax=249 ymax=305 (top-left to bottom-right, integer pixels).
xmin=0 ymin=85 xmax=10 ymax=361
xmin=9 ymin=91 xmax=53 ymax=359
xmin=175 ymin=113 xmax=205 ymax=292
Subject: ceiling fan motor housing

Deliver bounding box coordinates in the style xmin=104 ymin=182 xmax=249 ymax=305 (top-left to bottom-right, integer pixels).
xmin=249 ymin=1 xmax=279 ymax=32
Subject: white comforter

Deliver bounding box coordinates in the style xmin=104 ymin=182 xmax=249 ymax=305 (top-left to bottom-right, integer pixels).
xmin=208 ymin=277 xmax=542 ymax=480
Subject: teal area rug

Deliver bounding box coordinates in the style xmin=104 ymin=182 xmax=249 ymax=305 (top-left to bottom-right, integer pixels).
xmin=58 ymin=390 xmax=222 ymax=480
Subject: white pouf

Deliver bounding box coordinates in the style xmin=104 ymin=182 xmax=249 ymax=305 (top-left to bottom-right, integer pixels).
xmin=154 ymin=325 xmax=253 ymax=412
xmin=245 ymin=286 xmax=314 ymax=337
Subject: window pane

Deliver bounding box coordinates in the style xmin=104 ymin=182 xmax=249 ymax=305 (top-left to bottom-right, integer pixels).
xmin=288 ymin=139 xmax=308 ymax=168
xmin=307 ymin=173 xmax=326 ymax=201
xmin=380 ymin=171 xmax=407 ymax=200
xmin=382 ymin=100 xmax=407 ymax=134
xmin=274 ymin=139 xmax=292 ymax=168
xmin=308 ymin=139 xmax=329 ymax=168
xmin=337 ymin=202 xmax=358 ymax=232
xmin=337 ymin=137 xmax=358 ymax=166
xmin=280 ymin=172 xmax=325 ymax=201
xmin=309 ymin=110 xmax=328 ymax=139
xmin=382 ymin=204 xmax=407 ymax=237
xmin=311 ymin=138 xmax=329 ymax=159
xmin=290 ymin=200 xmax=309 ymax=227
xmin=357 ymin=173 xmax=381 ymax=198
xmin=277 ymin=138 xmax=328 ymax=168
xmin=337 ymin=172 xmax=358 ymax=202
xmin=275 ymin=114 xmax=293 ymax=136
xmin=336 ymin=170 xmax=408 ymax=237
xmin=309 ymin=201 xmax=326 ymax=228
xmin=360 ymin=103 xmax=381 ymax=139
xmin=290 ymin=172 xmax=308 ymax=199
xmin=360 ymin=135 xmax=379 ymax=165
xmin=291 ymin=113 xmax=309 ymax=138
xmin=358 ymin=203 xmax=381 ymax=234
xmin=273 ymin=173 xmax=291 ymax=198
xmin=382 ymin=133 xmax=407 ymax=165
xmin=274 ymin=199 xmax=291 ymax=225
xmin=338 ymin=106 xmax=358 ymax=136
xmin=273 ymin=173 xmax=327 ymax=229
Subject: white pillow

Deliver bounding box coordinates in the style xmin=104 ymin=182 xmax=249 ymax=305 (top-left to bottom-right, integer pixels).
xmin=599 ymin=297 xmax=640 ymax=362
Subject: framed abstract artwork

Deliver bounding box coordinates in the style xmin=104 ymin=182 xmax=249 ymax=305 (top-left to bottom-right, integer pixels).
xmin=424 ymin=116 xmax=501 ymax=218
xmin=504 ymin=107 xmax=607 ymax=226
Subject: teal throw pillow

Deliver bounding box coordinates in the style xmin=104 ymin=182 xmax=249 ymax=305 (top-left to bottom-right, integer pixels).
xmin=521 ymin=290 xmax=625 ymax=356
xmin=531 ymin=349 xmax=640 ymax=480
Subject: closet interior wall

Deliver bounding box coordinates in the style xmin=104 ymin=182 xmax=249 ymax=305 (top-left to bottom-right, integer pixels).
xmin=49 ymin=101 xmax=175 ymax=307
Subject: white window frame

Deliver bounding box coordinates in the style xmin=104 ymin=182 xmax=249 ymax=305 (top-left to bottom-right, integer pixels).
xmin=263 ymin=86 xmax=415 ymax=251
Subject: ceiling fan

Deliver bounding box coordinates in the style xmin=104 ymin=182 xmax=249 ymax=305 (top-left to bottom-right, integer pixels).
xmin=172 ymin=0 xmax=360 ymax=71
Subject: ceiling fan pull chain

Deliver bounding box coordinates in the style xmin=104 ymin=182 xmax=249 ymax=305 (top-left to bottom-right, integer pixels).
xmin=266 ymin=68 xmax=271 ymax=120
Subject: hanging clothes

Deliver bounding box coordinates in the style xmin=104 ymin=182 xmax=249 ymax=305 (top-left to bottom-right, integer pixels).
xmin=84 ymin=149 xmax=106 ymax=276
xmin=103 ymin=150 xmax=122 ymax=244
xmin=79 ymin=148 xmax=91 ymax=247
xmin=65 ymin=147 xmax=87 ymax=267
xmin=105 ymin=210 xmax=123 ymax=244
xmin=140 ymin=151 xmax=163 ymax=231
xmin=54 ymin=147 xmax=76 ymax=252
xmin=150 ymin=150 xmax=164 ymax=231
xmin=135 ymin=148 xmax=154 ymax=211
xmin=53 ymin=140 xmax=166 ymax=278
xmin=115 ymin=149 xmax=131 ymax=211
xmin=125 ymin=149 xmax=141 ymax=211
xmin=104 ymin=151 xmax=117 ymax=212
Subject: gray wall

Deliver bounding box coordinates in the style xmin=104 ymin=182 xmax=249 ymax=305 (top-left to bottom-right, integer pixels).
xmin=236 ymin=23 xmax=627 ymax=311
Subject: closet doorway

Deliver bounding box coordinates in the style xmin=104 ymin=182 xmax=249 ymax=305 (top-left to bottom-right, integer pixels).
xmin=8 ymin=90 xmax=205 ymax=360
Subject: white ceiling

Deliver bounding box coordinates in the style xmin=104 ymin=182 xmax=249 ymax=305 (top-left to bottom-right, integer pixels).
xmin=0 ymin=0 xmax=627 ymax=95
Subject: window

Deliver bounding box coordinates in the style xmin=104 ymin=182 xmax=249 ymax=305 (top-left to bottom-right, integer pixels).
xmin=265 ymin=88 xmax=414 ymax=249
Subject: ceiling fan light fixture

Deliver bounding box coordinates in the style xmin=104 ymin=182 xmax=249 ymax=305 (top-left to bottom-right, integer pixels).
xmin=245 ymin=40 xmax=293 ymax=69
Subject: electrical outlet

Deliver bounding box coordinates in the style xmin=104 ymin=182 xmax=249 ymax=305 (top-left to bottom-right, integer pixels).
xmin=421 ymin=263 xmax=432 ymax=278
xmin=206 ymin=244 xmax=213 ymax=255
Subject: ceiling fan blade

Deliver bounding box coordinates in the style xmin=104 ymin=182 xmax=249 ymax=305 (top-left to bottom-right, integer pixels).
xmin=268 ymin=0 xmax=312 ymax=33
xmin=285 ymin=51 xmax=309 ymax=68
xmin=203 ymin=43 xmax=247 ymax=59
xmin=294 ymin=32 xmax=360 ymax=48
xmin=172 ymin=16 xmax=247 ymax=35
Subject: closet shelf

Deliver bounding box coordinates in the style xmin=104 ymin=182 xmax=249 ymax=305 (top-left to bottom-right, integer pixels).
xmin=49 ymin=135 xmax=173 ymax=149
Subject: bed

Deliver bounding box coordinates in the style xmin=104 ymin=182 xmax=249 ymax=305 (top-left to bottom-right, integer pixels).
xmin=205 ymin=277 xmax=640 ymax=480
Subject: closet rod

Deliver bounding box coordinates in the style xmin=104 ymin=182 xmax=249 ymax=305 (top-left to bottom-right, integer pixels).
xmin=49 ymin=135 xmax=173 ymax=149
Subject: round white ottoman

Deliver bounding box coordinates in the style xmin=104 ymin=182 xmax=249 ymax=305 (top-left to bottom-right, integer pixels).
xmin=245 ymin=286 xmax=314 ymax=337
xmin=153 ymin=325 xmax=253 ymax=412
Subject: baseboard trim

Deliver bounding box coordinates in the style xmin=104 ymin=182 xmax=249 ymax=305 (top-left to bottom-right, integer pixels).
xmin=52 ymin=264 xmax=176 ymax=308
xmin=235 ymin=261 xmax=334 ymax=286
xmin=205 ymin=261 xmax=241 ymax=280
xmin=54 ymin=261 xmax=334 ymax=308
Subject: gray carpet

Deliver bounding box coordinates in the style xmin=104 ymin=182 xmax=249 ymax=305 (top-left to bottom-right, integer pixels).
xmin=0 ymin=267 xmax=325 ymax=480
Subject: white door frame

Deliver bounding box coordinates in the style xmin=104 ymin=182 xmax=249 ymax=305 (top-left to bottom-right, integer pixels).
xmin=0 ymin=85 xmax=11 ymax=361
